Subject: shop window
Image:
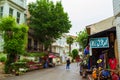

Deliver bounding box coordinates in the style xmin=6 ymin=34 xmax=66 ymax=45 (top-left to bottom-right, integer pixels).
xmin=9 ymin=8 xmax=13 ymax=16
xmin=0 ymin=6 xmax=3 ymax=17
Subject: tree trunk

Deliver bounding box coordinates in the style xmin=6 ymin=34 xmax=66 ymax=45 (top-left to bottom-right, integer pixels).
xmin=69 ymin=44 xmax=71 ymax=54
xmin=5 ymin=53 xmax=16 ymax=73
xmin=49 ymin=44 xmax=52 ymax=52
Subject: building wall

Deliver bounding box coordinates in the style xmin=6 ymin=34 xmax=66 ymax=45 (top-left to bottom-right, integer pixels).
xmin=0 ymin=33 xmax=4 ymax=52
xmin=0 ymin=0 xmax=26 ymax=24
xmin=86 ymin=16 xmax=116 ymax=57
xmin=52 ymin=34 xmax=68 ymax=63
xmin=113 ymin=17 xmax=120 ymax=66
xmin=113 ymin=0 xmax=120 ymax=67
xmin=52 ymin=34 xmax=80 ymax=63
xmin=0 ymin=0 xmax=27 ymax=52
xmin=113 ymin=0 xmax=120 ymax=16
xmin=87 ymin=16 xmax=115 ymax=35
xmin=27 ymin=34 xmax=43 ymax=52
xmin=10 ymin=0 xmax=27 ymax=9
xmin=71 ymin=42 xmax=79 ymax=51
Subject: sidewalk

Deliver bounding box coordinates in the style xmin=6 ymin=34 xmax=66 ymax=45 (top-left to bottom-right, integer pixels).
xmin=0 ymin=63 xmax=11 ymax=80
xmin=87 ymin=75 xmax=93 ymax=80
xmin=0 ymin=63 xmax=63 ymax=80
xmin=0 ymin=74 xmax=13 ymax=80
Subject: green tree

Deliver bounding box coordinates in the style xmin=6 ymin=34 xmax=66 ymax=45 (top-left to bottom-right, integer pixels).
xmin=28 ymin=0 xmax=71 ymax=51
xmin=66 ymin=36 xmax=74 ymax=55
xmin=72 ymin=49 xmax=78 ymax=59
xmin=0 ymin=16 xmax=28 ymax=73
xmin=76 ymin=29 xmax=88 ymax=50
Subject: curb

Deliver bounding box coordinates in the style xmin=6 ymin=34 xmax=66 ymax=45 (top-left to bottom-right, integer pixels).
xmin=87 ymin=75 xmax=93 ymax=80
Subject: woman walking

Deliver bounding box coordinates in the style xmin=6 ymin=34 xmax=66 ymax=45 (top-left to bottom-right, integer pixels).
xmin=66 ymin=58 xmax=71 ymax=69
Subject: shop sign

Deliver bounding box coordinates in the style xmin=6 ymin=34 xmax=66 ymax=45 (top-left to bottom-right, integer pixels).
xmin=90 ymin=37 xmax=109 ymax=48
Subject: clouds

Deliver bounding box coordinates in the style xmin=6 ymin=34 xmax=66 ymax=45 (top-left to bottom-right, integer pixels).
xmin=62 ymin=0 xmax=113 ymax=35
xmin=27 ymin=0 xmax=113 ymax=35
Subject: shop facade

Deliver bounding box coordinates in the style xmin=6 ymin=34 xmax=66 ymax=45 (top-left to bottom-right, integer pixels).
xmin=84 ymin=16 xmax=120 ymax=79
xmin=89 ymin=27 xmax=118 ymax=69
xmin=85 ymin=26 xmax=120 ymax=79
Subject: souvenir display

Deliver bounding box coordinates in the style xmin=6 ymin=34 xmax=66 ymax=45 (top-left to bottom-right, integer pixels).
xmin=92 ymin=68 xmax=97 ymax=79
xmin=108 ymin=58 xmax=117 ymax=70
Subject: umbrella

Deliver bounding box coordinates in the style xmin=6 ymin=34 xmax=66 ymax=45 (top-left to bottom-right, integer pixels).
xmin=49 ymin=54 xmax=56 ymax=58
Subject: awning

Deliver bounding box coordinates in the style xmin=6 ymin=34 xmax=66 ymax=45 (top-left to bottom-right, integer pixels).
xmin=49 ymin=54 xmax=56 ymax=58
xmin=89 ymin=27 xmax=116 ymax=38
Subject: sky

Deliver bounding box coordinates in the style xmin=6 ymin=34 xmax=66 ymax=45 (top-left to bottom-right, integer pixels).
xmin=27 ymin=0 xmax=114 ymax=36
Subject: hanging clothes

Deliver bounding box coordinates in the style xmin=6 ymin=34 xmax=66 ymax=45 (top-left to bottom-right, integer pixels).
xmin=98 ymin=54 xmax=104 ymax=68
xmin=108 ymin=58 xmax=117 ymax=70
xmin=111 ymin=72 xmax=119 ymax=80
xmin=84 ymin=46 xmax=89 ymax=55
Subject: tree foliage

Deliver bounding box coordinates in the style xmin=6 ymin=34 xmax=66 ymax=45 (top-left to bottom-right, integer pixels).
xmin=0 ymin=17 xmax=28 ymax=54
xmin=72 ymin=49 xmax=79 ymax=59
xmin=66 ymin=36 xmax=74 ymax=54
xmin=28 ymin=0 xmax=71 ymax=50
xmin=0 ymin=16 xmax=28 ymax=73
xmin=76 ymin=29 xmax=88 ymax=50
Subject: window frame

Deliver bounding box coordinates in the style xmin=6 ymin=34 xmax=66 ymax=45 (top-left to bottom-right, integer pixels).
xmin=9 ymin=8 xmax=13 ymax=16
xmin=0 ymin=6 xmax=3 ymax=17
xmin=17 ymin=12 xmax=21 ymax=23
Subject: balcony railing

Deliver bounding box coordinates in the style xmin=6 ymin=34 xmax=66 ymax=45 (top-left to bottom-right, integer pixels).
xmin=27 ymin=47 xmax=43 ymax=52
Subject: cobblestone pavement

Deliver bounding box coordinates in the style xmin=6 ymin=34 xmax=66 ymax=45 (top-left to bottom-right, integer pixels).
xmin=2 ymin=63 xmax=87 ymax=80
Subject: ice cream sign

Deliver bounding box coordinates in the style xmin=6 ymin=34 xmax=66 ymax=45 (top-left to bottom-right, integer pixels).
xmin=90 ymin=37 xmax=109 ymax=48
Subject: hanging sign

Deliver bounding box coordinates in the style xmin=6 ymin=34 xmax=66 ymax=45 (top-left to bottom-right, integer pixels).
xmin=90 ymin=37 xmax=109 ymax=48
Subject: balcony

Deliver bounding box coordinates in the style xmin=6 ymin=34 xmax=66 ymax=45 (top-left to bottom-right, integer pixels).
xmin=27 ymin=46 xmax=42 ymax=53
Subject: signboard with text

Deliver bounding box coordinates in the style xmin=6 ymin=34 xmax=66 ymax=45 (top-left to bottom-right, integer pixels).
xmin=90 ymin=37 xmax=109 ymax=48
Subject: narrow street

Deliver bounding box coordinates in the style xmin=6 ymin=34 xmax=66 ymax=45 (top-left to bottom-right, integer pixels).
xmin=2 ymin=63 xmax=87 ymax=80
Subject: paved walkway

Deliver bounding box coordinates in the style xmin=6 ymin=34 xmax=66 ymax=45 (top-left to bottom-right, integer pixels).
xmin=2 ymin=63 xmax=87 ymax=80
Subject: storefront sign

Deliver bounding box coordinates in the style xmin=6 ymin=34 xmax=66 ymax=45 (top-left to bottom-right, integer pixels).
xmin=90 ymin=37 xmax=109 ymax=48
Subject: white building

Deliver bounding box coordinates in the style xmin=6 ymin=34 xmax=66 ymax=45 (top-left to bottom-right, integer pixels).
xmin=0 ymin=0 xmax=27 ymax=24
xmin=0 ymin=0 xmax=27 ymax=52
xmin=113 ymin=0 xmax=120 ymax=66
xmin=52 ymin=34 xmax=68 ymax=63
xmin=52 ymin=34 xmax=80 ymax=63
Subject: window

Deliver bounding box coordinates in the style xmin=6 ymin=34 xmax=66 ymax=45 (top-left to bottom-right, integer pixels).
xmin=0 ymin=6 xmax=3 ymax=17
xmin=9 ymin=8 xmax=13 ymax=16
xmin=24 ymin=14 xmax=27 ymax=22
xmin=34 ymin=40 xmax=38 ymax=50
xmin=17 ymin=12 xmax=20 ymax=23
xmin=20 ymin=0 xmax=24 ymax=2
xmin=76 ymin=43 xmax=77 ymax=47
xmin=28 ymin=38 xmax=32 ymax=50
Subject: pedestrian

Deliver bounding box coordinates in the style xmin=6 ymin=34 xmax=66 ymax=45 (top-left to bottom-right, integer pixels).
xmin=66 ymin=58 xmax=70 ymax=69
xmin=44 ymin=60 xmax=49 ymax=68
xmin=76 ymin=57 xmax=80 ymax=66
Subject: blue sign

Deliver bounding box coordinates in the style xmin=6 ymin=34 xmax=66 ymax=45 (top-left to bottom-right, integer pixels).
xmin=90 ymin=37 xmax=109 ymax=48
